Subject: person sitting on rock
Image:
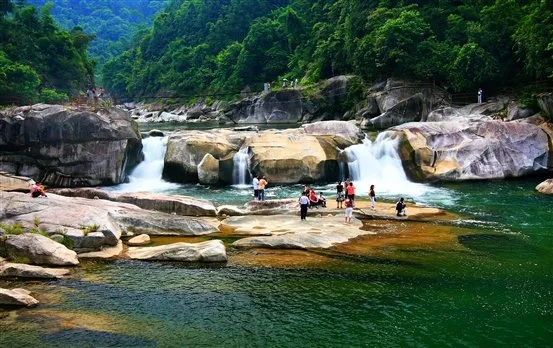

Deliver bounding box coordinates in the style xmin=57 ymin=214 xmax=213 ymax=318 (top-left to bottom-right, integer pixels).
xmin=308 ymin=188 xmax=320 ymax=208
xmin=29 ymin=181 xmax=47 ymax=198
xmin=317 ymin=192 xmax=327 ymax=207
xmin=396 ymin=197 xmax=406 ymax=216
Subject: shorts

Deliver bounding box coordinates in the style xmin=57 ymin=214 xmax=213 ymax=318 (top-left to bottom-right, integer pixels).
xmin=345 ymin=207 xmax=353 ymax=217
xmin=336 ymin=192 xmax=345 ymax=202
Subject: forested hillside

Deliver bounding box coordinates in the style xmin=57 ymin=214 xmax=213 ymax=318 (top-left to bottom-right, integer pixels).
xmin=0 ymin=0 xmax=94 ymax=104
xmin=26 ymin=0 xmax=170 ymax=65
xmin=103 ymin=0 xmax=553 ymax=101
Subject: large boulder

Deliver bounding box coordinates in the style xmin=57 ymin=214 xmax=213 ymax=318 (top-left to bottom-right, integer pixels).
xmin=370 ymin=93 xmax=426 ymax=129
xmin=537 ymin=93 xmax=553 ymax=119
xmin=126 ymin=240 xmax=227 ymax=262
xmin=163 ymin=129 xmax=247 ymax=182
xmin=4 ymin=233 xmax=79 ymax=266
xmin=162 ymin=121 xmax=363 ymax=185
xmin=303 ymin=75 xmax=360 ymax=122
xmin=393 ymin=120 xmax=550 ymax=181
xmin=225 ymin=90 xmax=303 ymax=124
xmin=0 ymin=104 xmax=142 ymax=187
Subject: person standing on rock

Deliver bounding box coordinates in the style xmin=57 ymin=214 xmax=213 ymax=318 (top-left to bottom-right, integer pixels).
xmin=299 ymin=191 xmax=309 ymax=220
xmin=336 ymin=181 xmax=345 ymax=208
xmin=344 ymin=198 xmax=353 ymax=223
xmin=369 ymin=184 xmax=376 ymax=209
xmin=346 ymin=182 xmax=356 ymax=206
xmin=252 ymin=174 xmax=259 ymax=200
xmin=258 ymin=176 xmax=268 ymax=201
xmin=478 ymin=88 xmax=483 ymax=103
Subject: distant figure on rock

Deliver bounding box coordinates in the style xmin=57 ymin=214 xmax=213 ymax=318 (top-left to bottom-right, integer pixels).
xmin=346 ymin=182 xmax=356 ymax=206
xmin=478 ymin=88 xmax=483 ymax=103
xmin=336 ymin=181 xmax=345 ymax=208
xmin=299 ymin=191 xmax=309 ymax=220
xmin=29 ymin=180 xmax=47 ymax=198
xmin=258 ymin=176 xmax=268 ymax=201
xmin=396 ymin=198 xmax=407 ymax=216
xmin=252 ymin=175 xmax=259 ymax=200
xmin=369 ymin=184 xmax=376 ymax=209
xmin=318 ymin=192 xmax=327 ymax=208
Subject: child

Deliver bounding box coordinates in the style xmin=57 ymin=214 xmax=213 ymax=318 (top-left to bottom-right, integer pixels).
xmin=344 ymin=198 xmax=353 ymax=223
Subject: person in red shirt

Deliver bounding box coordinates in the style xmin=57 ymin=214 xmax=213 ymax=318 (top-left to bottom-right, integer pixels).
xmin=346 ymin=182 xmax=356 ymax=205
xmin=308 ymin=188 xmax=320 ymax=208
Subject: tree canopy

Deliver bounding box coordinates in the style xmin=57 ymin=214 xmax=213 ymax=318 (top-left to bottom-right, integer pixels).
xmin=102 ymin=0 xmax=553 ymax=101
xmin=0 ymin=0 xmax=95 ymax=104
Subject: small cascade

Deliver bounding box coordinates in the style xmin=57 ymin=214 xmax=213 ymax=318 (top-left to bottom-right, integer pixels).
xmin=232 ymin=147 xmax=251 ymax=186
xmin=341 ymin=132 xmax=439 ymax=200
xmin=109 ymin=136 xmax=180 ymax=193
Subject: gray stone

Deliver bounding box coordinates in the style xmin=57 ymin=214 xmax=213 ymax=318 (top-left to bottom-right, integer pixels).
xmin=0 ymin=262 xmax=70 ymax=279
xmin=127 ymin=240 xmax=227 ymax=262
xmin=127 ymin=234 xmax=151 ymax=246
xmin=0 ymin=104 xmax=141 ymax=187
xmin=4 ymin=233 xmax=78 ymax=266
xmin=0 ymin=288 xmax=39 ymax=307
xmin=536 ymin=179 xmax=553 ymax=194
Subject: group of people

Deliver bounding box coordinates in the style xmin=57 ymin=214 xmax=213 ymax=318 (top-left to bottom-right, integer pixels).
xmin=86 ymin=87 xmax=105 ymax=104
xmin=252 ymin=174 xmax=407 ymax=221
xmin=252 ymin=174 xmax=269 ymax=201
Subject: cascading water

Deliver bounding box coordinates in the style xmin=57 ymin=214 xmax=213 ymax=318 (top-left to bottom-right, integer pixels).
xmin=341 ymin=132 xmax=453 ymax=205
xmin=109 ymin=136 xmax=180 ymax=193
xmin=232 ymin=147 xmax=251 ymax=187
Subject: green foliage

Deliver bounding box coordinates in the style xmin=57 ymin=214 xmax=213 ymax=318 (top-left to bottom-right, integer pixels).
xmin=7 ymin=253 xmax=31 ymax=264
xmin=5 ymin=0 xmax=553 ymax=105
xmin=59 ymin=235 xmax=74 ymax=249
xmin=40 ymin=88 xmax=68 ymax=104
xmin=80 ymin=224 xmax=100 ymax=235
xmin=0 ymin=0 xmax=94 ymax=105
xmin=26 ymin=0 xmax=170 ymax=65
xmin=32 ymin=216 xmax=40 ymax=227
xmin=0 ymin=222 xmax=25 ymax=235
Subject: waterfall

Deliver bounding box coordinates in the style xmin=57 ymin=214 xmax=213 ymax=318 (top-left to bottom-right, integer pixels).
xmin=109 ymin=136 xmax=180 ymax=193
xmin=232 ymin=147 xmax=251 ymax=186
xmin=342 ymin=132 xmax=441 ymax=200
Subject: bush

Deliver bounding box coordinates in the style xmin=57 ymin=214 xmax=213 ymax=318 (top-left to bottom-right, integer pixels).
xmin=40 ymin=88 xmax=69 ymax=104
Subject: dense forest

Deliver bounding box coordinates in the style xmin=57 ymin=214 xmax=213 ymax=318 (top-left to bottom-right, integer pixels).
xmin=1 ymin=0 xmax=553 ymax=106
xmin=26 ymin=0 xmax=170 ymax=65
xmin=103 ymin=0 xmax=553 ymax=101
xmin=0 ymin=0 xmax=95 ymax=104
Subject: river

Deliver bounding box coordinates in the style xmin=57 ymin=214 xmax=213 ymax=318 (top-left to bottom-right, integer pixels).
xmin=1 ymin=126 xmax=552 ymax=347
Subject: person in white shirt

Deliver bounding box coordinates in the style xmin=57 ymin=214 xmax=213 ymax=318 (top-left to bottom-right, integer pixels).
xmin=299 ymin=192 xmax=310 ymax=220
xmin=252 ymin=175 xmax=259 ymax=200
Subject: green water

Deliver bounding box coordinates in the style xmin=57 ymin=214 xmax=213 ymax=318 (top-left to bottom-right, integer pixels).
xmin=1 ymin=179 xmax=552 ymax=347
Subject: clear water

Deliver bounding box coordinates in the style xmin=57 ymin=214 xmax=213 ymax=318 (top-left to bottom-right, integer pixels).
xmin=2 ymin=130 xmax=552 ymax=347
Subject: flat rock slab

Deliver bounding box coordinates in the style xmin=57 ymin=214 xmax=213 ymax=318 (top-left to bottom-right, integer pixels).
xmin=0 ymin=288 xmax=39 ymax=307
xmin=0 ymin=262 xmax=70 ymax=279
xmin=222 ymin=214 xmax=374 ymax=249
xmin=127 ymin=239 xmax=227 ymax=262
